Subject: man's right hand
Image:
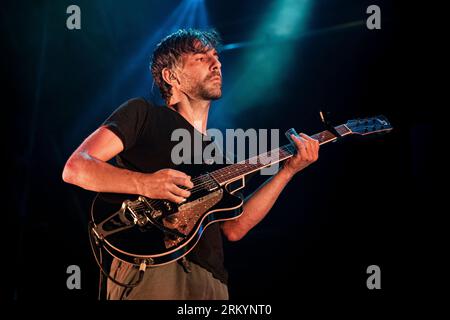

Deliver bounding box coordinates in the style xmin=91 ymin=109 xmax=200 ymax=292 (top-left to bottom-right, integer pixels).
xmin=138 ymin=169 xmax=194 ymax=203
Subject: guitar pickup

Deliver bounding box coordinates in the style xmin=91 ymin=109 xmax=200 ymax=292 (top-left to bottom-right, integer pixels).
xmin=201 ymin=173 xmax=220 ymax=192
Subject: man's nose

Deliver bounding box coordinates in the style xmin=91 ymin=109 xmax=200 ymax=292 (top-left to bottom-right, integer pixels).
xmin=210 ymin=56 xmax=221 ymax=71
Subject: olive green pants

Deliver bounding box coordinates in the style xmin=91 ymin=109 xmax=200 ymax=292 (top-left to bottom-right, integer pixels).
xmin=106 ymin=258 xmax=229 ymax=300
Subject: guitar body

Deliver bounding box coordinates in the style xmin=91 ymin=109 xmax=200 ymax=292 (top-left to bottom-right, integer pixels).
xmin=90 ymin=184 xmax=243 ymax=267
xmin=89 ymin=115 xmax=392 ymax=269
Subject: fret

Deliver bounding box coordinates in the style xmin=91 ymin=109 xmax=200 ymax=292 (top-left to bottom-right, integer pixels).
xmin=312 ymin=125 xmax=350 ymax=144
xmin=210 ymin=125 xmax=352 ymax=185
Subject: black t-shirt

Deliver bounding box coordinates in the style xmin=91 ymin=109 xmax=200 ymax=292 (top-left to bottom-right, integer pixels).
xmin=102 ymin=97 xmax=229 ymax=284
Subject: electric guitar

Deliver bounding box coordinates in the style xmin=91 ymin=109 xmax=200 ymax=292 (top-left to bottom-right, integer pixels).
xmin=89 ymin=115 xmax=393 ymax=268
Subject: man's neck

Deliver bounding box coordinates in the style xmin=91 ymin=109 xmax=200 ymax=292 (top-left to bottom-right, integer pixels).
xmin=169 ymin=97 xmax=210 ymax=135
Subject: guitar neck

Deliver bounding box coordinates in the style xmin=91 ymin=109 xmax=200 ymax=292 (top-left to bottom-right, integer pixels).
xmin=209 ymin=124 xmax=352 ymax=185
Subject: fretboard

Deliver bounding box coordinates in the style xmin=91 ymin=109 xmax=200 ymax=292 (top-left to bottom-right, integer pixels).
xmin=209 ymin=124 xmax=351 ymax=185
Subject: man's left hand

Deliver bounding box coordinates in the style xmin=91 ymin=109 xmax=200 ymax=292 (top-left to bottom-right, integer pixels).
xmin=282 ymin=133 xmax=319 ymax=178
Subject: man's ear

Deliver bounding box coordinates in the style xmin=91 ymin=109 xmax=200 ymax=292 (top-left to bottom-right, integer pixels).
xmin=162 ymin=68 xmax=180 ymax=87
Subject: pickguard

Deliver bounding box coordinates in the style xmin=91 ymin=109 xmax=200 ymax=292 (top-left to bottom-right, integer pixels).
xmin=162 ymin=189 xmax=224 ymax=248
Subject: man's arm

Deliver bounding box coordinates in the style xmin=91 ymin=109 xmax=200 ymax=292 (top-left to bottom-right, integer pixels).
xmin=222 ymin=133 xmax=319 ymax=241
xmin=62 ymin=126 xmax=193 ymax=203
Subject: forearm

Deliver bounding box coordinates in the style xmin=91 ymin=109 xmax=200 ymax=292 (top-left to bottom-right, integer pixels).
xmin=222 ymin=167 xmax=294 ymax=241
xmin=62 ymin=151 xmax=144 ymax=195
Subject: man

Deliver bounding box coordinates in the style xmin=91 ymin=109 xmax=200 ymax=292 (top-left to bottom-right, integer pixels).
xmin=62 ymin=29 xmax=319 ymax=300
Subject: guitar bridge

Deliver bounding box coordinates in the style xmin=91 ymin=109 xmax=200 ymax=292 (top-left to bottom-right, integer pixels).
xmin=124 ymin=197 xmax=159 ymax=227
xmin=92 ymin=197 xmax=154 ymax=239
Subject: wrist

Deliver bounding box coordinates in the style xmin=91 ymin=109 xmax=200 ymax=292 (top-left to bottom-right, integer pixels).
xmin=277 ymin=166 xmax=295 ymax=183
xmin=132 ymin=171 xmax=147 ymax=195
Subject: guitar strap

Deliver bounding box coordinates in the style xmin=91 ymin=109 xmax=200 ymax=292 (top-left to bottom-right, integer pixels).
xmin=178 ymin=257 xmax=192 ymax=273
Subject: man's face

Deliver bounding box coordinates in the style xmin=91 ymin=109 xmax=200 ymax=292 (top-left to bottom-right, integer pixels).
xmin=177 ymin=46 xmax=222 ymax=101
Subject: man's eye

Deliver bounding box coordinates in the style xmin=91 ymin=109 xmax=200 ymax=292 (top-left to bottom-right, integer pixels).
xmin=196 ymin=57 xmax=204 ymax=62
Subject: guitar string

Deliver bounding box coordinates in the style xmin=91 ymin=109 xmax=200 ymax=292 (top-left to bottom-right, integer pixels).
xmin=172 ymin=130 xmax=334 ymax=194
xmin=130 ymin=137 xmax=337 ymax=211
xmin=131 ymin=145 xmax=296 ymax=211
xmin=130 ymin=131 xmax=341 ymax=211
xmin=184 ymin=144 xmax=294 ymax=192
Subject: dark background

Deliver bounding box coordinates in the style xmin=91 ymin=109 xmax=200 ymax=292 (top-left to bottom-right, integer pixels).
xmin=1 ymin=0 xmax=438 ymax=306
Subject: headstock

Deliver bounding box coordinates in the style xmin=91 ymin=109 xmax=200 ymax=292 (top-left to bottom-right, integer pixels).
xmin=346 ymin=115 xmax=393 ymax=135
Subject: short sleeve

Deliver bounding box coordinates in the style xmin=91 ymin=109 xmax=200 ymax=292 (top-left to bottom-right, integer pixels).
xmin=102 ymin=98 xmax=152 ymax=151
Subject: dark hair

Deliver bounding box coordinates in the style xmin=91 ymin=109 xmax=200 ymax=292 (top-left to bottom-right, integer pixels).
xmin=150 ymin=28 xmax=221 ymax=104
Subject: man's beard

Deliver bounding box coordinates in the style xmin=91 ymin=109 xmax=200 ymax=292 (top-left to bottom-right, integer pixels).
xmin=182 ymin=73 xmax=222 ymax=100
xmin=196 ymin=72 xmax=222 ymax=100
xmin=197 ymin=82 xmax=222 ymax=100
